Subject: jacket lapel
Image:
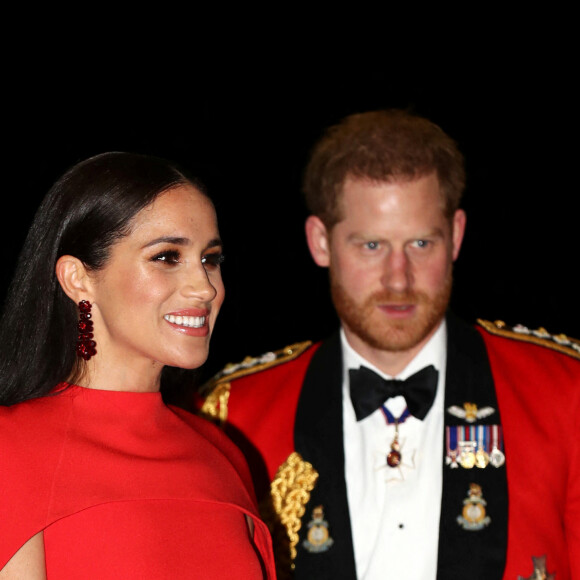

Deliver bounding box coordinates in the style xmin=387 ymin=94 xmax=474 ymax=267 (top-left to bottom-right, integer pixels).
xmin=291 ymin=317 xmax=508 ymax=579
xmin=437 ymin=314 xmax=508 ymax=578
xmin=293 ymin=333 xmax=358 ymax=580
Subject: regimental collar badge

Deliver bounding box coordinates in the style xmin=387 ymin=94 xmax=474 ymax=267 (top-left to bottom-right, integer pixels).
xmin=517 ymin=555 xmax=555 ymax=580
xmin=447 ymin=402 xmax=495 ymax=422
xmin=302 ymin=505 xmax=334 ymax=553
xmin=457 ymin=483 xmax=491 ymax=531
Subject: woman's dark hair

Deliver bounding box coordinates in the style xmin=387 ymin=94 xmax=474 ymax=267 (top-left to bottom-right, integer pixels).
xmin=0 ymin=152 xmax=201 ymax=405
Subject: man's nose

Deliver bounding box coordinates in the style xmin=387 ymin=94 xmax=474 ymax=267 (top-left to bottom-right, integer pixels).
xmin=381 ymin=249 xmax=412 ymax=293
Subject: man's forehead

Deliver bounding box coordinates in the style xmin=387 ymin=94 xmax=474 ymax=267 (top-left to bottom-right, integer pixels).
xmin=327 ymin=172 xmax=451 ymax=234
xmin=342 ymin=171 xmax=440 ymax=191
xmin=338 ymin=172 xmax=445 ymax=211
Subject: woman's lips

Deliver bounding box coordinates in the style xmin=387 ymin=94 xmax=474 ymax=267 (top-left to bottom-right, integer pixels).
xmin=163 ymin=310 xmax=210 ymax=336
xmin=164 ymin=314 xmax=206 ymax=328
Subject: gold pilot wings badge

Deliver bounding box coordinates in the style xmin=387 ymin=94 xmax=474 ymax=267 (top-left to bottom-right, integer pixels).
xmin=447 ymin=402 xmax=495 ymax=423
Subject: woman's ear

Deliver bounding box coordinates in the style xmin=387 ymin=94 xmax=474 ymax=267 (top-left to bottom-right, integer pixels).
xmin=55 ymin=256 xmax=92 ymax=302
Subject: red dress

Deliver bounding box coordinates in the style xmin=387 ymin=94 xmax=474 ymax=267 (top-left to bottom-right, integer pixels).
xmin=0 ymin=384 xmax=275 ymax=578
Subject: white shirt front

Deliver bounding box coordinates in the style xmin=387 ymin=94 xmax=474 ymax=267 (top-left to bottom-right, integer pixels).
xmin=342 ymin=321 xmax=447 ymax=580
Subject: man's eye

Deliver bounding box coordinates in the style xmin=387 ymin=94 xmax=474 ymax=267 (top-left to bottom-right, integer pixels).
xmin=412 ymin=240 xmax=430 ymax=249
xmin=202 ymin=253 xmax=225 ymax=268
xmin=364 ymin=241 xmax=380 ymax=250
xmin=152 ymin=250 xmax=181 ymax=264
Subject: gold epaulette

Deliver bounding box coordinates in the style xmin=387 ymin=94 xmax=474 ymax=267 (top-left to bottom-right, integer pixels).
xmin=200 ymin=341 xmax=312 ymax=423
xmin=261 ymin=452 xmax=319 ymax=577
xmin=477 ymin=319 xmax=580 ymax=360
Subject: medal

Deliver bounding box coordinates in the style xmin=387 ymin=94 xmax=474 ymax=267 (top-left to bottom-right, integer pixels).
xmin=475 ymin=448 xmax=490 ymax=468
xmin=445 ymin=425 xmax=459 ymax=468
xmin=381 ymin=406 xmax=410 ymax=468
xmin=489 ymin=425 xmax=505 ymax=467
xmin=459 ymin=441 xmax=477 ymax=469
xmin=475 ymin=425 xmax=490 ymax=468
xmin=446 ymin=425 xmax=505 ymax=469
xmin=489 ymin=447 xmax=505 ymax=468
xmin=458 ymin=427 xmax=477 ymax=468
xmin=387 ymin=432 xmax=402 ymax=467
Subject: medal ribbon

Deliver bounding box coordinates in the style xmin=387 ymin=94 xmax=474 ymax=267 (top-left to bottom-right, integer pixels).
xmin=381 ymin=405 xmax=411 ymax=425
xmin=381 ymin=406 xmax=411 ymax=469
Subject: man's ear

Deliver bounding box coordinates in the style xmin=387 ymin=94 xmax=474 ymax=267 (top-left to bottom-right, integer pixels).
xmin=451 ymin=209 xmax=466 ymax=261
xmin=305 ymin=215 xmax=331 ymax=267
xmin=55 ymin=255 xmax=93 ymax=302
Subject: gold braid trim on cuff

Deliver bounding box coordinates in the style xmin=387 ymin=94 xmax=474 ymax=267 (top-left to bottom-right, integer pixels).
xmin=477 ymin=319 xmax=580 ymax=360
xmin=200 ymin=381 xmax=231 ymax=423
xmin=260 ymin=452 xmax=319 ymax=577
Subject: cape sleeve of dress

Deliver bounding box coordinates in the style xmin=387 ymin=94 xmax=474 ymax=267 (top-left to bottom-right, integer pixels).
xmin=1 ymin=390 xmax=275 ymax=578
xmin=1 ymin=396 xmax=65 ymax=564
xmin=170 ymin=404 xmax=277 ymax=575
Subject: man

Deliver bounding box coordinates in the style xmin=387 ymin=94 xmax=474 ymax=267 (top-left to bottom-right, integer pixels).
xmin=201 ymin=110 xmax=579 ymax=579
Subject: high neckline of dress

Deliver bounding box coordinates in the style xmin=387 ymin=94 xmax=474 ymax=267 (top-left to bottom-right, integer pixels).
xmin=52 ymin=383 xmax=166 ymax=412
xmin=51 ymin=383 xmax=169 ymax=422
xmin=54 ymin=382 xmax=163 ymax=397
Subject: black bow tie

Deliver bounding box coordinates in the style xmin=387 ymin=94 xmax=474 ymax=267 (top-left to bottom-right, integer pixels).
xmin=349 ymin=365 xmax=439 ymax=422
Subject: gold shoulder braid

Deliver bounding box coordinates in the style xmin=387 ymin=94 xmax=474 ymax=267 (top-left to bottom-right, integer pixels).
xmin=477 ymin=319 xmax=580 ymax=360
xmin=200 ymin=341 xmax=312 ymax=423
xmin=200 ymin=381 xmax=231 ymax=423
xmin=260 ymin=452 xmax=319 ymax=579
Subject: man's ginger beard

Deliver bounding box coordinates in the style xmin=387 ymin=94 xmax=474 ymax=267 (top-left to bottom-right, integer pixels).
xmin=330 ymin=268 xmax=452 ymax=352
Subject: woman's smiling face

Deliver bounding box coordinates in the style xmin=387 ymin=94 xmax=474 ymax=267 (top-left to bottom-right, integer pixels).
xmin=85 ymin=184 xmax=225 ymax=388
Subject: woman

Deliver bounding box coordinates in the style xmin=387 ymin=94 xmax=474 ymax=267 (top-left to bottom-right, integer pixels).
xmin=0 ymin=153 xmax=275 ymax=578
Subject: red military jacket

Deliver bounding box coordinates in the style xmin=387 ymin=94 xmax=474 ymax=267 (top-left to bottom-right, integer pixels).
xmin=201 ymin=316 xmax=580 ymax=579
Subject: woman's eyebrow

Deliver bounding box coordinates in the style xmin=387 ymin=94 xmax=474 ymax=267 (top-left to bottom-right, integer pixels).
xmin=142 ymin=236 xmax=190 ymax=249
xmin=141 ymin=236 xmax=223 ymax=249
xmin=206 ymin=238 xmax=223 ymax=249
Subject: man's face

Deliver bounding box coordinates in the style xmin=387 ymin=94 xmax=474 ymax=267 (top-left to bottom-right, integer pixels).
xmin=306 ymin=173 xmax=465 ymax=370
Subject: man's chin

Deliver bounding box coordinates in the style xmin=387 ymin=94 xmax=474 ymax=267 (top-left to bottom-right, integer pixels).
xmin=347 ymin=317 xmax=441 ymax=353
xmin=330 ymin=270 xmax=452 ymax=355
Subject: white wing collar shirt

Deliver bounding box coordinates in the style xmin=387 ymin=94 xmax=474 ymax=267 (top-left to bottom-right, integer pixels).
xmin=342 ymin=320 xmax=447 ymax=580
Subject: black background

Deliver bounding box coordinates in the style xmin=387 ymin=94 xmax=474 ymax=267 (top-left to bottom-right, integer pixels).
xmin=2 ymin=43 xmax=578 ymax=387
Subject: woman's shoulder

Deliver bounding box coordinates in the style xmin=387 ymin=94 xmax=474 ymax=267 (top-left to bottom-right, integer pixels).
xmin=168 ymin=403 xmax=241 ymax=452
xmin=1 ymin=393 xmax=70 ymax=461
xmin=1 ymin=392 xmax=76 ymax=479
xmin=1 ymin=391 xmax=62 ymax=420
xmin=1 ymin=389 xmax=71 ymax=423
xmin=168 ymin=404 xmax=258 ymax=494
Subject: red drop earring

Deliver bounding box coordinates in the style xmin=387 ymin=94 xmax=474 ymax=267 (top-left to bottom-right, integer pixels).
xmin=76 ymin=300 xmax=97 ymax=360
